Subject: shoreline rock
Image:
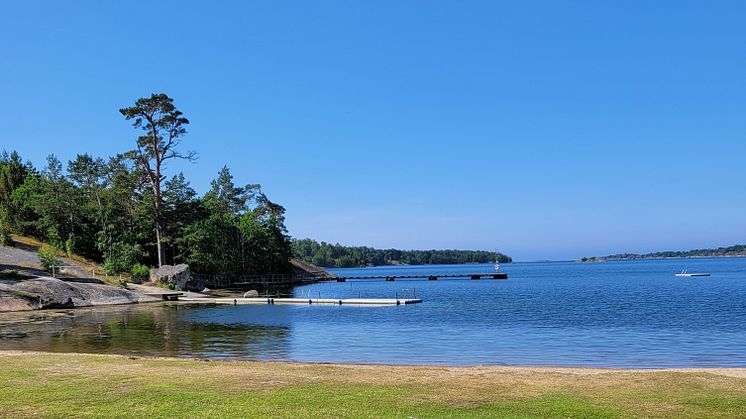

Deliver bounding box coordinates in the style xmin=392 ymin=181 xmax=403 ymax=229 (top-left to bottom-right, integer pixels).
xmin=0 ymin=277 xmax=143 ymax=312
xmin=149 ymin=264 xmax=204 ymax=292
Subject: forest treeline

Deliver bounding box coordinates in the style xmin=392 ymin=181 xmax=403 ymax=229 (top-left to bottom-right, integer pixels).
xmin=292 ymin=239 xmax=512 ymax=268
xmin=0 ymin=93 xmax=293 ymax=277
xmin=600 ymin=244 xmax=746 ymax=260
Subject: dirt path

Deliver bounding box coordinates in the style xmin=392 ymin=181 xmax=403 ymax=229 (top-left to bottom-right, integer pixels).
xmin=1 ymin=243 xmax=94 ymax=278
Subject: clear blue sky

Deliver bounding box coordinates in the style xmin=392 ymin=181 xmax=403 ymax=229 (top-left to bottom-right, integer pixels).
xmin=2 ymin=1 xmax=745 ymax=261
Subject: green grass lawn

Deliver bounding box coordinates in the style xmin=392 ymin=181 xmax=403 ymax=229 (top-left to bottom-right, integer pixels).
xmin=1 ymin=352 xmax=746 ymax=418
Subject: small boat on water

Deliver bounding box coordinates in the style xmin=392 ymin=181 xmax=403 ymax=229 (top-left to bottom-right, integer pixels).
xmin=674 ymin=269 xmax=710 ymax=277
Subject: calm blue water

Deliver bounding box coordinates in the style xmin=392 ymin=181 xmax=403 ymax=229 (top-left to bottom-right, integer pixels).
xmin=2 ymin=258 xmax=746 ymax=367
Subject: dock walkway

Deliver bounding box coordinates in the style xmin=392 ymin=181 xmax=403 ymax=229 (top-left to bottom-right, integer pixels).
xmin=198 ymin=271 xmax=508 ymax=288
xmin=328 ymin=272 xmax=508 ymax=282
xmin=181 ymin=297 xmax=422 ymax=306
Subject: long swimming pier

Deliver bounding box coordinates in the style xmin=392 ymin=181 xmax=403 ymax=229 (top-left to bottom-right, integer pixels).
xmin=199 ymin=271 xmax=508 ymax=289
xmin=326 ymin=272 xmax=508 ymax=282
xmin=181 ymin=297 xmax=423 ymax=306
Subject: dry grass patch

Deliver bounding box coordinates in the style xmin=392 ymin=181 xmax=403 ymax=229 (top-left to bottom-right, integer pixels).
xmin=1 ymin=351 xmax=746 ymax=418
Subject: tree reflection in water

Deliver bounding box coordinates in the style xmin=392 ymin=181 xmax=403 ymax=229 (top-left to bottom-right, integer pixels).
xmin=0 ymin=304 xmax=291 ymax=360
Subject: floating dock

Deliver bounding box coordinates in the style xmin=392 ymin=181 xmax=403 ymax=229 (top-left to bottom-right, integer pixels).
xmin=181 ymin=297 xmax=422 ymax=306
xmin=144 ymin=292 xmax=184 ymax=301
xmin=198 ymin=271 xmax=508 ymax=289
xmin=329 ymin=272 xmax=508 ymax=282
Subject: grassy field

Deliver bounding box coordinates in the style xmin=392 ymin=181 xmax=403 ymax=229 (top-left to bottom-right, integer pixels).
xmin=1 ymin=352 xmax=746 ymax=418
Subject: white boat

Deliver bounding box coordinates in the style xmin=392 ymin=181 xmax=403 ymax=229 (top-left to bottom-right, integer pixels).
xmin=494 ymin=262 xmax=500 ymax=271
xmin=674 ymin=269 xmax=710 ymax=277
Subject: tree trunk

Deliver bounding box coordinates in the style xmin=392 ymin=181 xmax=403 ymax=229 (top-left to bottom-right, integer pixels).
xmin=153 ymin=160 xmax=166 ymax=267
xmin=155 ymin=220 xmax=165 ymax=267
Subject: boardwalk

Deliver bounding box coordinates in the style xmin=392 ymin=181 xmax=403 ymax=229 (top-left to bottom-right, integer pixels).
xmin=331 ymin=272 xmax=508 ymax=282
xmin=196 ymin=271 xmax=508 ymax=288
xmin=181 ymin=297 xmax=423 ymax=306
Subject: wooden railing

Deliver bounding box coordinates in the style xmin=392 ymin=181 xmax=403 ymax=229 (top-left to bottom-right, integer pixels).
xmin=194 ymin=272 xmax=327 ymax=288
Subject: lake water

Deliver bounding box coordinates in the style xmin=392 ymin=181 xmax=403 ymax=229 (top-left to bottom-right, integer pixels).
xmin=2 ymin=258 xmax=746 ymax=367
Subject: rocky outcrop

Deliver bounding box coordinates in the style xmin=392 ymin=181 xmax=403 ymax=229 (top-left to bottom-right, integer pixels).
xmin=0 ymin=277 xmax=141 ymax=312
xmin=290 ymin=258 xmax=337 ymax=279
xmin=149 ymin=264 xmax=204 ymax=292
xmin=243 ymin=290 xmax=259 ymax=298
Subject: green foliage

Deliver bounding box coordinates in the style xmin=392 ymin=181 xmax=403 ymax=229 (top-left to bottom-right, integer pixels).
xmin=103 ymin=243 xmax=143 ymax=275
xmin=130 ymin=263 xmax=150 ymax=282
xmin=64 ymin=236 xmax=76 ymax=258
xmin=10 ymin=156 xmax=78 ymax=249
xmin=292 ymin=239 xmax=512 ymax=268
xmin=1 ymin=147 xmax=295 ymax=279
xmin=101 ymin=260 xmax=117 ymax=276
xmin=37 ymin=245 xmax=62 ymax=272
xmin=179 ymin=166 xmax=293 ymax=277
xmin=0 ymin=223 xmax=11 ymax=246
xmin=120 ymin=93 xmax=194 ymax=267
xmin=0 ymin=97 xmax=294 ymax=281
xmin=0 ymin=150 xmax=32 ymax=233
xmin=599 ymin=244 xmax=746 ymax=260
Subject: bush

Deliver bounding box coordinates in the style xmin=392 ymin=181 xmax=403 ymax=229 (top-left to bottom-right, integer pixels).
xmin=103 ymin=242 xmax=143 ymax=275
xmin=38 ymin=245 xmax=62 ymax=273
xmin=130 ymin=263 xmax=150 ymax=282
xmin=102 ymin=259 xmax=118 ymax=276
xmin=46 ymin=228 xmax=63 ymax=250
xmin=65 ymin=236 xmax=76 ymax=258
xmin=0 ymin=224 xmax=11 ymax=246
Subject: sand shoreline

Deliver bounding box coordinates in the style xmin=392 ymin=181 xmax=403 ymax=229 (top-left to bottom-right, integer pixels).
xmin=2 ymin=350 xmax=746 ymax=378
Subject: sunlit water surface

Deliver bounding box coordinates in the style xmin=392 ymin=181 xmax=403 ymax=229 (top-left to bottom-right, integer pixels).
xmin=2 ymin=258 xmax=746 ymax=367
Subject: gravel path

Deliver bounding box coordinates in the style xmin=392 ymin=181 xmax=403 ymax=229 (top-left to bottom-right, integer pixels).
xmin=1 ymin=244 xmax=93 ymax=278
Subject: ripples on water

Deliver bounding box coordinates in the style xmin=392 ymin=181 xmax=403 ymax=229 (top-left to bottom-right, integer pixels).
xmin=1 ymin=258 xmax=745 ymax=367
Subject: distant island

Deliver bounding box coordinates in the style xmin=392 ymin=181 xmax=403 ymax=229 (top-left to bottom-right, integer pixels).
xmin=582 ymin=244 xmax=746 ymax=261
xmin=292 ymin=239 xmax=512 ymax=268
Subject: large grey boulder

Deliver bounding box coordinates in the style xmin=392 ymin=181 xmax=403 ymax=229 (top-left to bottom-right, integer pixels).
xmin=149 ymin=264 xmax=204 ymax=292
xmin=243 ymin=290 xmax=259 ymax=298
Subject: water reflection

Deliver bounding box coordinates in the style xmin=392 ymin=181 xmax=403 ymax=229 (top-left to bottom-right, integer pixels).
xmin=3 ymin=259 xmax=746 ymax=367
xmin=0 ymin=304 xmax=291 ymax=360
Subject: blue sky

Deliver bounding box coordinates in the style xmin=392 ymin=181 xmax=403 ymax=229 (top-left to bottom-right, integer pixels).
xmin=1 ymin=1 xmax=745 ymax=261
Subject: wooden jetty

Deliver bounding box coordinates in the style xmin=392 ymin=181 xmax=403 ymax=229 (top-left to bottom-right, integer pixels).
xmin=331 ymin=272 xmax=508 ymax=282
xmin=144 ymin=292 xmax=184 ymax=301
xmin=197 ymin=271 xmax=508 ymax=289
xmin=181 ymin=297 xmax=422 ymax=306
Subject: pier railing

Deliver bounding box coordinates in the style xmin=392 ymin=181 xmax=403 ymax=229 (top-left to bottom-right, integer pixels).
xmin=194 ymin=272 xmax=326 ymax=288
xmin=194 ymin=271 xmax=508 ymax=288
